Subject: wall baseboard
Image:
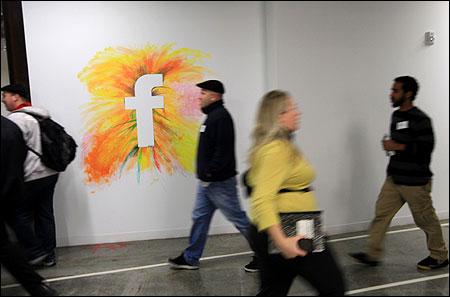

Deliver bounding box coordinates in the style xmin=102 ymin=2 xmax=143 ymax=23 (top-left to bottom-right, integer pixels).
xmin=323 ymin=211 xmax=449 ymax=235
xmin=57 ymin=225 xmax=241 ymax=247
xmin=57 ymin=211 xmax=449 ymax=247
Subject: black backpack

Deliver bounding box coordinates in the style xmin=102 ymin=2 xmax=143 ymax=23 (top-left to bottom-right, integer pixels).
xmin=17 ymin=111 xmax=77 ymax=172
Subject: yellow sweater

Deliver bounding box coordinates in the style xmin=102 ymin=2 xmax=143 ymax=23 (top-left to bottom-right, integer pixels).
xmin=249 ymin=140 xmax=318 ymax=231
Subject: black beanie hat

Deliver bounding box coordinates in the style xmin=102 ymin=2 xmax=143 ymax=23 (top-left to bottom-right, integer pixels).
xmin=1 ymin=84 xmax=30 ymax=100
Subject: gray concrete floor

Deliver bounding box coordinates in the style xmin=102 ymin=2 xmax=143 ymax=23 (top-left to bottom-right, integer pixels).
xmin=1 ymin=221 xmax=448 ymax=296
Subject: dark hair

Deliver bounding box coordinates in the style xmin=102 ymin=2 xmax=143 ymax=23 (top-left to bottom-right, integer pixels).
xmin=394 ymin=76 xmax=419 ymax=101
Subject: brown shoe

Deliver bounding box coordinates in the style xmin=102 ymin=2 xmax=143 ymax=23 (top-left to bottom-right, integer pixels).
xmin=349 ymin=252 xmax=380 ymax=267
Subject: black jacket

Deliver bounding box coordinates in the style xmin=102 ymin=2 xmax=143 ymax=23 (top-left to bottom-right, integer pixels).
xmin=196 ymin=100 xmax=237 ymax=182
xmin=1 ymin=116 xmax=28 ymax=240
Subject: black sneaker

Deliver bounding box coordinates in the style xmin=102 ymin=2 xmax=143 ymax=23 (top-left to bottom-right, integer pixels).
xmin=29 ymin=252 xmax=49 ymax=266
xmin=244 ymin=256 xmax=260 ymax=273
xmin=42 ymin=253 xmax=57 ymax=267
xmin=417 ymin=256 xmax=449 ymax=270
xmin=28 ymin=282 xmax=59 ymax=296
xmin=168 ymin=253 xmax=199 ymax=270
xmin=348 ymin=252 xmax=380 ymax=267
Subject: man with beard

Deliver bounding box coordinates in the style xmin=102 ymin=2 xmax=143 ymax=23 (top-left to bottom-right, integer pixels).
xmin=349 ymin=76 xmax=448 ymax=270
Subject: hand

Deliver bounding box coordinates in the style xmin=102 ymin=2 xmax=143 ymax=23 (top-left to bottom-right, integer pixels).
xmin=200 ymin=181 xmax=211 ymax=188
xmin=277 ymin=235 xmax=308 ymax=259
xmin=267 ymin=225 xmax=308 ymax=259
xmin=383 ymin=139 xmax=405 ymax=152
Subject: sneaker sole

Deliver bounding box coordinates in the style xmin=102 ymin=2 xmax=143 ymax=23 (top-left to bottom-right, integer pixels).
xmin=244 ymin=268 xmax=259 ymax=273
xmin=417 ymin=265 xmax=432 ymax=270
xmin=169 ymin=263 xmax=199 ymax=270
xmin=417 ymin=264 xmax=448 ymax=270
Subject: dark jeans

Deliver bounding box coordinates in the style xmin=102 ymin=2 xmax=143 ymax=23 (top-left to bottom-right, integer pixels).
xmin=184 ymin=177 xmax=252 ymax=265
xmin=13 ymin=174 xmax=59 ymax=260
xmin=250 ymin=225 xmax=346 ymax=296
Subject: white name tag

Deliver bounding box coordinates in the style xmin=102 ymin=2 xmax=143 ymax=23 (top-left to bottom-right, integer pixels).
xmin=396 ymin=121 xmax=409 ymax=130
xmin=200 ymin=125 xmax=206 ymax=132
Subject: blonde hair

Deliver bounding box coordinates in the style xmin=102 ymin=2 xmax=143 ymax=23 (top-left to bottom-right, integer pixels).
xmin=248 ymin=90 xmax=301 ymax=164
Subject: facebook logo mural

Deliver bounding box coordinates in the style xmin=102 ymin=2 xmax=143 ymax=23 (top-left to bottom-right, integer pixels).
xmin=125 ymin=74 xmax=164 ymax=147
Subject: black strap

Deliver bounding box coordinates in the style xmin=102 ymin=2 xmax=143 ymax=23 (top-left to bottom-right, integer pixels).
xmin=278 ymin=187 xmax=312 ymax=194
xmin=26 ymin=145 xmax=42 ymax=158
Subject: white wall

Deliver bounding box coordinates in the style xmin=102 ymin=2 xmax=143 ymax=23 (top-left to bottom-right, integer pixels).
xmin=20 ymin=1 xmax=448 ymax=246
xmin=266 ymin=1 xmax=449 ymax=233
xmin=21 ymin=1 xmax=265 ymax=246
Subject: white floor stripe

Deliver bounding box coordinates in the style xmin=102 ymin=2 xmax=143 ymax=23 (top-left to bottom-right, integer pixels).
xmin=1 ymin=263 xmax=169 ymax=289
xmin=1 ymin=223 xmax=448 ymax=290
xmin=200 ymin=251 xmax=253 ymax=261
xmin=346 ymin=273 xmax=449 ymax=295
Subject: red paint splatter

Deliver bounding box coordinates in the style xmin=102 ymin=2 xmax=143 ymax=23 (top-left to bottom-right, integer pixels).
xmin=90 ymin=242 xmax=127 ymax=254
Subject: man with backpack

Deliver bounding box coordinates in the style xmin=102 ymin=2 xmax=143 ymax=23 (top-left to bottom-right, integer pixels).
xmin=2 ymin=84 xmax=64 ymax=267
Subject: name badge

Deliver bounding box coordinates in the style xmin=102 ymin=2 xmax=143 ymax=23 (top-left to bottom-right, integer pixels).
xmin=200 ymin=125 xmax=206 ymax=132
xmin=396 ymin=121 xmax=409 ymax=130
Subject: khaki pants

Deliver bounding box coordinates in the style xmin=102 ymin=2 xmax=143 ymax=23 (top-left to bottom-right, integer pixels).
xmin=367 ymin=177 xmax=448 ymax=261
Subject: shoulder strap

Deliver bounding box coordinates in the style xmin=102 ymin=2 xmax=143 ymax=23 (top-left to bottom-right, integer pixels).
xmin=26 ymin=144 xmax=43 ymax=158
xmin=13 ymin=110 xmax=43 ymax=158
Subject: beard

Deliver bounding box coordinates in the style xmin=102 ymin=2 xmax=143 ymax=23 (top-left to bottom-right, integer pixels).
xmin=392 ymin=96 xmax=406 ymax=107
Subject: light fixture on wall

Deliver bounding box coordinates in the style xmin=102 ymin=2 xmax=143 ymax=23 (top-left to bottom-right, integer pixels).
xmin=425 ymin=31 xmax=435 ymax=46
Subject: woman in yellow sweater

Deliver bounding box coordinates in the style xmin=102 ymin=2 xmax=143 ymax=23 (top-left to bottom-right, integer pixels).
xmin=247 ymin=90 xmax=345 ymax=296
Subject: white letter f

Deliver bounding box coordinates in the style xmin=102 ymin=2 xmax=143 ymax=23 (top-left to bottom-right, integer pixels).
xmin=125 ymin=74 xmax=164 ymax=147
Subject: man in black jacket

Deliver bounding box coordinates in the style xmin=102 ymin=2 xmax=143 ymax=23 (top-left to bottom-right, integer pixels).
xmin=169 ymin=80 xmax=258 ymax=272
xmin=1 ymin=116 xmax=58 ymax=296
xmin=349 ymin=76 xmax=448 ymax=270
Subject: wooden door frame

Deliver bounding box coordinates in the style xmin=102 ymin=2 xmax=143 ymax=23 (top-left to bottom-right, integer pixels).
xmin=3 ymin=1 xmax=29 ymax=90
